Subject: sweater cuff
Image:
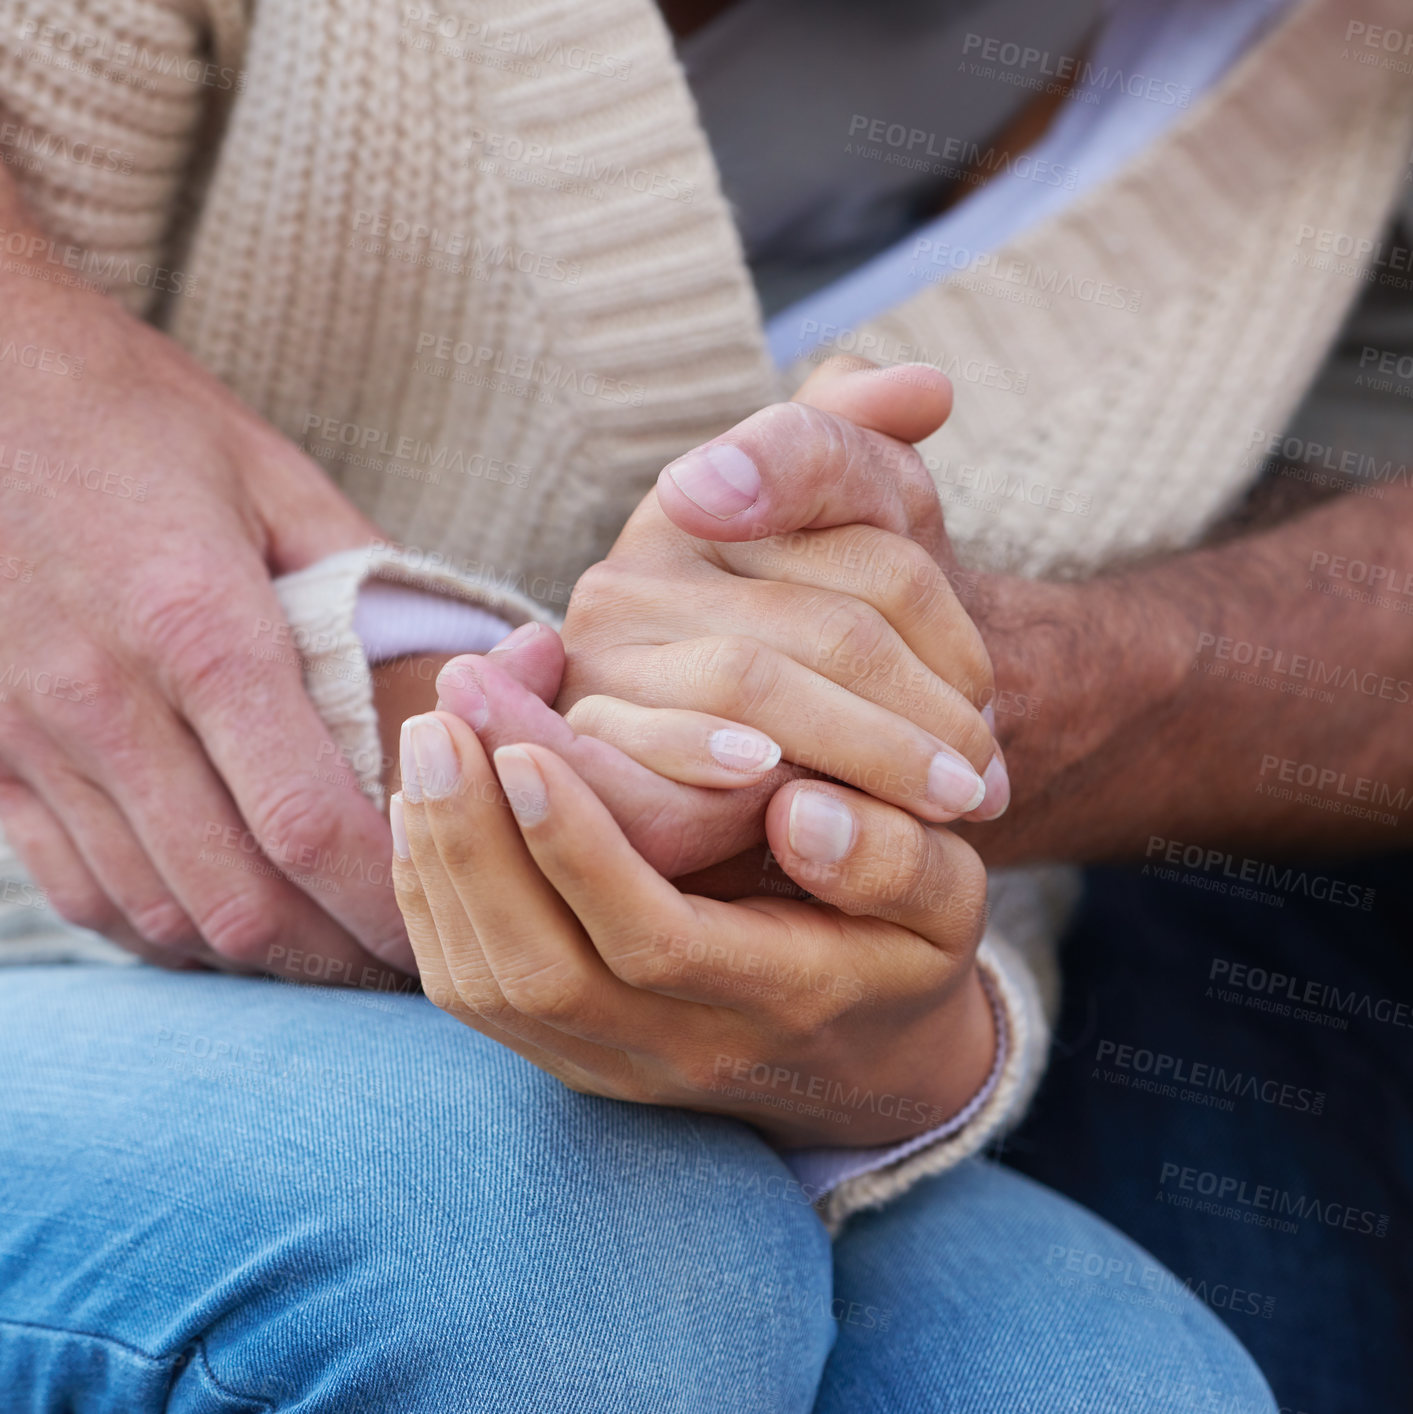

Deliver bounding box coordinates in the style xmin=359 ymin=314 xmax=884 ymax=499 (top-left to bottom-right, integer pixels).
xmin=272 ymin=544 xmax=561 ymax=811
xmin=812 ymin=933 xmax=1051 ymax=1233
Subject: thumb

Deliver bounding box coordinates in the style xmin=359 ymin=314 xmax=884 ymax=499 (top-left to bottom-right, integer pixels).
xmin=791 ymin=357 xmax=953 ymax=444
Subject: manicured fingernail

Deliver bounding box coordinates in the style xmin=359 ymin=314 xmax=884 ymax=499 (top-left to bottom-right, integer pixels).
xmin=434 ymin=660 xmax=487 ymax=730
xmin=389 ymin=793 xmax=410 ymax=859
xmin=971 ymin=751 xmax=1011 ymax=821
xmin=708 ymin=727 xmax=782 ymax=773
xmin=928 ymin=748 xmax=987 ymax=815
xmin=494 ymin=746 xmax=548 ymax=827
xmin=665 ymin=443 xmax=760 ymax=519
xmin=399 ymin=720 xmax=422 ymax=802
xmin=787 ymin=789 xmax=855 ymax=864
xmin=407 ymin=715 xmax=459 ymax=800
xmin=489 ymin=621 xmax=541 ymax=654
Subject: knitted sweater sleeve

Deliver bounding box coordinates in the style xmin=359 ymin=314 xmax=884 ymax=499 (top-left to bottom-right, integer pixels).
xmin=273 ymin=548 xmax=1053 ymax=1228
xmin=0 ymin=1 xmax=249 ymax=313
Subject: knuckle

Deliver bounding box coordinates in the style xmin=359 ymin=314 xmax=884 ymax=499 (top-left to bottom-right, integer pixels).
xmin=47 ymin=880 xmax=118 ymax=936
xmin=950 ymin=710 xmax=997 ymax=772
xmin=874 ymin=538 xmax=950 ymax=624
xmin=561 ymin=693 xmax=614 ymax=737
xmin=677 ymin=1052 xmax=735 ymax=1099
xmin=198 ymin=893 xmax=281 ymax=967
xmin=687 ymin=635 xmax=775 ymax=716
xmin=248 ymin=785 xmax=344 ymax=875
xmin=947 ymin=843 xmax=990 ymax=922
xmin=455 ymin=979 xmax=513 ymax=1024
xmin=813 ymin=596 xmax=890 ymax=680
xmin=422 ymin=810 xmax=476 ymax=877
xmin=609 ymin=933 xmax=679 ymax=992
xmin=561 ymin=561 xmax=638 ymax=644
xmin=125 ymin=571 xmax=230 ymax=673
xmin=129 ymin=896 xmax=197 ymax=950
xmin=498 ymin=961 xmax=586 ymax=1025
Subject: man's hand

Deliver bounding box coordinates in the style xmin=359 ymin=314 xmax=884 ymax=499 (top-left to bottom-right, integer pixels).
xmin=0 ymin=192 xmax=411 ymax=981
xmin=393 ymin=710 xmax=996 ymax=1149
xmin=434 ymin=361 xmax=1009 ymax=883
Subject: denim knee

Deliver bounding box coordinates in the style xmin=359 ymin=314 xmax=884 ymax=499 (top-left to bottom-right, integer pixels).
xmin=0 ymin=968 xmax=833 ymax=1413
xmin=816 ymin=1160 xmax=1278 ymax=1414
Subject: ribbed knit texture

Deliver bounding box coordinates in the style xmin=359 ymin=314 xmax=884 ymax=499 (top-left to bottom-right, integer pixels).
xmin=3 ymin=0 xmax=1411 ymax=1222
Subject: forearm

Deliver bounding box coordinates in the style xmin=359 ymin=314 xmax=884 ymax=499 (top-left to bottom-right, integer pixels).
xmin=967 ymin=485 xmax=1413 ymax=867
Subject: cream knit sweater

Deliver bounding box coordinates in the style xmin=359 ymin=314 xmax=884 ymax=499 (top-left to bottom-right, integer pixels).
xmin=2 ymin=0 xmax=1411 ymax=1226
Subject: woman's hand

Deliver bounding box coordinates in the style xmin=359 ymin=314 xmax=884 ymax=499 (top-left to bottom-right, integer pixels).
xmin=434 ymin=360 xmax=1009 ymax=887
xmin=390 ymin=709 xmax=995 ymax=1149
xmin=558 ymin=359 xmax=1008 ymax=823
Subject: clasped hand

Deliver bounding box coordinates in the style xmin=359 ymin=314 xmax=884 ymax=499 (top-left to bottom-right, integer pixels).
xmin=393 ymin=361 xmax=1006 ymax=1148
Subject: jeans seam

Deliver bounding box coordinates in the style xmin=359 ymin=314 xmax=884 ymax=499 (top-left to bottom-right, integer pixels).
xmin=182 ymin=1337 xmax=277 ymax=1413
xmin=0 ymin=1314 xmax=171 ymax=1368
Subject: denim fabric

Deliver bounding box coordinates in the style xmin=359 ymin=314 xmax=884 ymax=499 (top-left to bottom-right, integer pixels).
xmin=1006 ymin=854 xmax=1413 ymax=1413
xmin=0 ymin=967 xmax=1275 ymax=1411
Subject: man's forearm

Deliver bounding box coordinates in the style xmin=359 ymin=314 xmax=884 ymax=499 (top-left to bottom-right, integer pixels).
xmin=967 ymin=485 xmax=1413 ymax=868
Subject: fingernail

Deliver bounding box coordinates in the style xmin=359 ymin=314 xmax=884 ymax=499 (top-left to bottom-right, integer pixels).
xmin=787 ymin=789 xmax=855 ymax=864
xmin=708 ymin=727 xmax=782 ymax=773
xmin=489 ymin=621 xmax=541 ymax=654
xmin=434 ymin=661 xmax=487 ymax=730
xmin=928 ymin=748 xmax=987 ymax=815
xmin=399 ymin=720 xmax=422 ymax=803
xmin=971 ymin=751 xmax=1011 ymax=821
xmin=389 ymin=793 xmax=410 ymax=859
xmin=407 ymin=715 xmax=460 ymax=800
xmin=665 ymin=443 xmax=760 ymax=519
xmin=494 ymin=746 xmax=548 ymax=827
xmin=981 ymin=702 xmax=997 ymax=734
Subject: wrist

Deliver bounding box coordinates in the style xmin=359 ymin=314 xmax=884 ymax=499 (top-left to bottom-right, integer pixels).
xmin=961 ymin=570 xmax=1191 ymax=866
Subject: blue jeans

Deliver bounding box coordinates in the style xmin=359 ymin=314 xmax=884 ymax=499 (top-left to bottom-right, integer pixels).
xmin=0 ymin=966 xmax=1275 ymax=1412
xmin=1005 ymin=853 xmax=1413 ymax=1413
